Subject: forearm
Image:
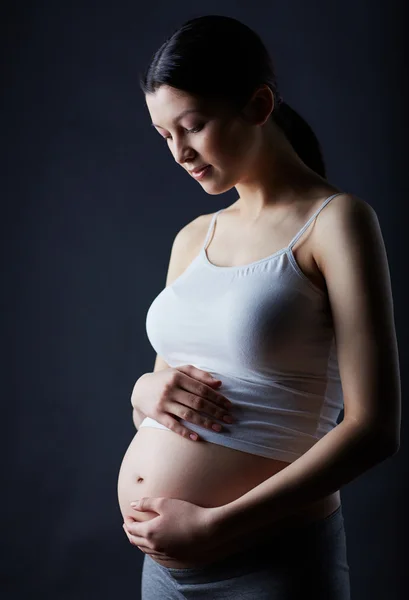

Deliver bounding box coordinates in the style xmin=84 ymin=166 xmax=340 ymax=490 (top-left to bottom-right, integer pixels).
xmin=212 ymin=418 xmax=398 ymax=540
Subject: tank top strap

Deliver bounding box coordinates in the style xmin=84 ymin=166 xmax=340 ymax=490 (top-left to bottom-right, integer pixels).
xmin=202 ymin=209 xmax=225 ymax=251
xmin=287 ymin=192 xmax=344 ymax=250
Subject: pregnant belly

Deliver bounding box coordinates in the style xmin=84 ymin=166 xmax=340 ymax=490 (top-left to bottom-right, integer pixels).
xmin=117 ymin=425 xmax=291 ymax=569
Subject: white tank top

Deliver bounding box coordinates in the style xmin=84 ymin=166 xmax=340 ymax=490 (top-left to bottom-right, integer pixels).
xmin=140 ymin=192 xmax=344 ymax=462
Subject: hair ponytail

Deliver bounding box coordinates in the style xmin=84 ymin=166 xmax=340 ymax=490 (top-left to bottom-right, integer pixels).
xmin=140 ymin=15 xmax=327 ymax=178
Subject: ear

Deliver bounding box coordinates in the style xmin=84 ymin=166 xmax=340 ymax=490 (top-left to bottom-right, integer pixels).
xmin=240 ymin=84 xmax=275 ymax=126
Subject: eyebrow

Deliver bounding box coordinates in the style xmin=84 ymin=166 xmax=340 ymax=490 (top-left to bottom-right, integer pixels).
xmin=151 ymin=109 xmax=203 ymax=129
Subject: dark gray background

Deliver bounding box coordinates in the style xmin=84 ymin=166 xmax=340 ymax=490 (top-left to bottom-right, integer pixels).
xmin=2 ymin=1 xmax=407 ymax=598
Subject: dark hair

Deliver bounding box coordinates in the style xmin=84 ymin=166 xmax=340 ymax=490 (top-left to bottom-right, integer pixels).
xmin=139 ymin=15 xmax=326 ymax=178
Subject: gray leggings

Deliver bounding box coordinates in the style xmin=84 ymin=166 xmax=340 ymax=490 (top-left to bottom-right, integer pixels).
xmin=141 ymin=504 xmax=351 ymax=599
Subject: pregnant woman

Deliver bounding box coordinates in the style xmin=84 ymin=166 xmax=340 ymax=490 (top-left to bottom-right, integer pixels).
xmin=116 ymin=15 xmax=401 ymax=599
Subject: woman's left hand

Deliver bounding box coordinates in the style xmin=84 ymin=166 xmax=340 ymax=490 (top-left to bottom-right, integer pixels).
xmin=122 ymin=496 xmax=224 ymax=564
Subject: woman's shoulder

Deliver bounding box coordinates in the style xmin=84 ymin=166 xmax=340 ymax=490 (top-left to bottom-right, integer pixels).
xmin=312 ymin=191 xmax=381 ymax=277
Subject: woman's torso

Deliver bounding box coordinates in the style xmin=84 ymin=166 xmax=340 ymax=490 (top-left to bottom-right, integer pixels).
xmin=117 ymin=185 xmax=343 ymax=568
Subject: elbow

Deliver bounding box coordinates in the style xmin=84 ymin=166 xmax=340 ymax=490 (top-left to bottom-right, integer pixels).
xmin=382 ymin=436 xmax=400 ymax=457
xmin=347 ymin=418 xmax=400 ymax=459
xmin=376 ymin=423 xmax=401 ymax=457
xmin=372 ymin=431 xmax=400 ymax=459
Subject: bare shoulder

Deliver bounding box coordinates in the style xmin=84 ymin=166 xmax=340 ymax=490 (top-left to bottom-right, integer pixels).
xmin=174 ymin=212 xmax=212 ymax=251
xmin=312 ymin=191 xmax=400 ymax=445
xmin=164 ymin=213 xmax=212 ymax=287
xmin=180 ymin=210 xmax=221 ymax=251
xmin=312 ymin=192 xmax=381 ymax=272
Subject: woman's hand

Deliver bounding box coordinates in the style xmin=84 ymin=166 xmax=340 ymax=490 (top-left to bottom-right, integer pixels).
xmin=130 ymin=365 xmax=234 ymax=441
xmin=122 ymin=496 xmax=232 ymax=565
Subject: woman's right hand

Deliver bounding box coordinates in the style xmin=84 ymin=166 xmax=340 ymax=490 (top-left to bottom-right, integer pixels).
xmin=130 ymin=365 xmax=234 ymax=441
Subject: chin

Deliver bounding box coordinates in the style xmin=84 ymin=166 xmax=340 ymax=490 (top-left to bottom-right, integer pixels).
xmin=203 ymin=188 xmax=225 ymax=196
xmin=201 ymin=176 xmax=236 ymax=196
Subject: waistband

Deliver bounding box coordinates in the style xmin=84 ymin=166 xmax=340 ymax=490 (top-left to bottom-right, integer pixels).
xmin=152 ymin=504 xmax=345 ymax=584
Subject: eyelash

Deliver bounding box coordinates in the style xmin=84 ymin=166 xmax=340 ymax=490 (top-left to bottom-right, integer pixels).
xmin=163 ymin=125 xmax=203 ymax=141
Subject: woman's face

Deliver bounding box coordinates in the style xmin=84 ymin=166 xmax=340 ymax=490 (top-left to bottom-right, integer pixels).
xmin=146 ymin=85 xmax=258 ymax=195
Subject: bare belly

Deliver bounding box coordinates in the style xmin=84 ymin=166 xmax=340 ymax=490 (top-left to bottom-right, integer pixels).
xmin=117 ymin=425 xmax=341 ymax=569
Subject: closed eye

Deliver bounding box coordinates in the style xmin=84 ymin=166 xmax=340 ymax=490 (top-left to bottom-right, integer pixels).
xmin=163 ymin=125 xmax=203 ymax=141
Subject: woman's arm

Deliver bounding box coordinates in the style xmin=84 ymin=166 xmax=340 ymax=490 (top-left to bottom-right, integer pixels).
xmin=210 ymin=194 xmax=401 ymax=539
xmin=211 ymin=415 xmax=397 ymax=539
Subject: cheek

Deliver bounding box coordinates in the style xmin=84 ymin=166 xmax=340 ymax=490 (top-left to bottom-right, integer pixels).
xmin=206 ymin=128 xmax=248 ymax=166
xmin=222 ymin=121 xmax=250 ymax=159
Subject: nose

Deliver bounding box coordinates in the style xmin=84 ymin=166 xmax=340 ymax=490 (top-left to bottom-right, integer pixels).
xmin=172 ymin=138 xmax=195 ymax=166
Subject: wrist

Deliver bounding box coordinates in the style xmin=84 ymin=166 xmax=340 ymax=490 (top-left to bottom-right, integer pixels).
xmin=208 ymin=496 xmax=269 ymax=540
xmin=206 ymin=503 xmax=238 ymax=538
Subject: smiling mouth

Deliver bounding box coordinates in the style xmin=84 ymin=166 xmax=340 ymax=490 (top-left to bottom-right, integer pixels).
xmin=189 ymin=164 xmax=209 ymax=174
xmin=190 ymin=165 xmax=212 ymax=179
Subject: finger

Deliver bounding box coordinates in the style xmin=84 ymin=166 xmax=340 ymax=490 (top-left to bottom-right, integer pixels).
xmin=125 ymin=520 xmax=149 ymax=538
xmin=142 ymin=550 xmax=171 ymax=559
xmin=122 ymin=524 xmax=136 ymax=544
xmin=123 ymin=525 xmax=151 ymax=551
xmin=141 ymin=548 xmax=179 ymax=561
xmin=123 ymin=524 xmax=152 ymax=549
xmin=123 ymin=523 xmax=177 ymax=561
xmin=122 ymin=523 xmax=141 ymax=544
xmin=123 ymin=526 xmax=175 ymax=560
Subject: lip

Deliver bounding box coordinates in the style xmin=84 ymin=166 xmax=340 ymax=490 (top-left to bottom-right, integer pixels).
xmin=189 ymin=165 xmax=211 ymax=179
xmin=188 ymin=164 xmax=210 ymax=174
